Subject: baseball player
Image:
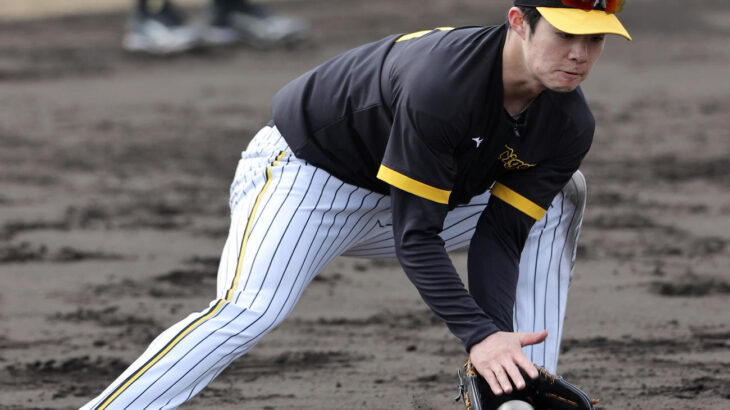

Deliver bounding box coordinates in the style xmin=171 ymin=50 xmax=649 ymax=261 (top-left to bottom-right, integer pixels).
xmin=83 ymin=0 xmax=630 ymax=407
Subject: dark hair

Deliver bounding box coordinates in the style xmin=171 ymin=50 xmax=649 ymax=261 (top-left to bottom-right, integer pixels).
xmin=518 ymin=6 xmax=542 ymax=32
xmin=508 ymin=6 xmax=542 ymax=35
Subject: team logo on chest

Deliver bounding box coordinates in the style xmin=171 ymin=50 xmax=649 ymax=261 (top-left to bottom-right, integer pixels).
xmin=472 ymin=137 xmax=484 ymax=148
xmin=498 ymin=145 xmax=536 ymax=170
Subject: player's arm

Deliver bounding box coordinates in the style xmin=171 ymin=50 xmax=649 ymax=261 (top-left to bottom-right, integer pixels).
xmin=377 ymin=88 xmax=505 ymax=349
xmin=466 ymin=192 xmax=544 ymax=396
xmin=467 ymin=123 xmax=594 ymax=395
xmin=389 ymin=186 xmax=501 ymax=349
xmin=380 ymin=53 xmax=549 ymax=393
xmin=468 ymin=194 xmax=533 ymax=332
xmin=469 ymin=119 xmax=595 ymax=326
xmin=379 ymin=113 xmax=548 ymax=398
xmin=387 ymin=179 xmax=546 ymax=397
xmin=466 ymin=178 xmax=576 ymax=396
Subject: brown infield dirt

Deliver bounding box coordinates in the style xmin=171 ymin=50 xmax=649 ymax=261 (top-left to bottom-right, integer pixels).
xmin=0 ymin=0 xmax=728 ymax=409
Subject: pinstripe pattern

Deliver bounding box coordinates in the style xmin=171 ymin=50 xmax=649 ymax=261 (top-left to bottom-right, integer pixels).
xmin=86 ymin=129 xmax=293 ymax=410
xmin=225 ymin=150 xmax=288 ymax=302
xmin=138 ymin=165 xmax=316 ymax=407
xmin=553 ymin=174 xmax=586 ymax=367
xmin=167 ymin=172 xmax=344 ymax=407
xmin=343 ymin=195 xmax=486 ymax=258
xmin=168 ymin=176 xmax=338 ymax=403
xmin=133 ymin=305 xmax=252 ymax=408
xmin=82 ymin=125 xmax=588 ymax=408
xmin=83 ymin=127 xmax=394 ymax=408
xmin=235 ymin=164 xmax=302 ymax=304
xmin=89 ymin=300 xmax=229 ymax=409
xmin=542 ymin=198 xmax=564 ymax=362
xmin=513 ymin=171 xmax=587 ymax=372
xmin=529 ymin=207 xmax=549 ymax=362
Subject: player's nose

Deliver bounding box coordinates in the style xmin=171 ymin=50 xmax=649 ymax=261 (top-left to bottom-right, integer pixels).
xmin=567 ymin=39 xmax=588 ymax=64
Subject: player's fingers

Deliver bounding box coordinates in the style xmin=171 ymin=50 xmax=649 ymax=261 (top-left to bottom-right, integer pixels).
xmin=482 ymin=368 xmax=504 ymax=396
xmin=518 ymin=329 xmax=548 ymax=347
xmin=492 ymin=365 xmax=514 ymax=394
xmin=515 ymin=351 xmax=539 ymax=379
xmin=503 ymin=360 xmax=526 ymax=390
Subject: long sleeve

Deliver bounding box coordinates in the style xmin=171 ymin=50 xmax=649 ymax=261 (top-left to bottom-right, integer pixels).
xmin=467 ymin=194 xmax=535 ymax=333
xmin=390 ymin=186 xmax=500 ymax=350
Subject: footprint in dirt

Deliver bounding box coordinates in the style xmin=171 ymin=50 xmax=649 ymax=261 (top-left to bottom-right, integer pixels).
xmin=3 ymin=356 xmax=130 ymax=400
xmin=650 ymin=274 xmax=730 ymax=297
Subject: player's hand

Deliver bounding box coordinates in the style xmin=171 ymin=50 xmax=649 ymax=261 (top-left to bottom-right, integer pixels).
xmin=468 ymin=330 xmax=548 ymax=396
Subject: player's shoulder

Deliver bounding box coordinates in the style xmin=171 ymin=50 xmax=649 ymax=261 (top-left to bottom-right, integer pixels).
xmin=395 ymin=24 xmax=506 ymax=71
xmin=428 ymin=24 xmax=507 ymax=48
xmin=387 ymin=24 xmax=507 ymax=118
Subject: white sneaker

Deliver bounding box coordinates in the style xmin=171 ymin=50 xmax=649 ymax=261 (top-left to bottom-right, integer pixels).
xmin=122 ymin=4 xmax=203 ymax=55
xmin=204 ymin=2 xmax=308 ymax=48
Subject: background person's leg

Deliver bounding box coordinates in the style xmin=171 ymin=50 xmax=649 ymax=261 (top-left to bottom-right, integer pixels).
xmin=123 ymin=0 xmax=202 ymax=54
xmin=205 ymin=0 xmax=308 ymax=47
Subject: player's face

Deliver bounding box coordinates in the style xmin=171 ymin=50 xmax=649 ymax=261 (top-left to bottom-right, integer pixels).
xmin=523 ymin=19 xmax=606 ymax=92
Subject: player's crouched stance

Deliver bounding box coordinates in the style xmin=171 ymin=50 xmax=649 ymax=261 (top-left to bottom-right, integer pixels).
xmin=82 ymin=1 xmax=630 ymax=408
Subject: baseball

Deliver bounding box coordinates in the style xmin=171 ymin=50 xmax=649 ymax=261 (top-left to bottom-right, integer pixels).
xmin=496 ymin=400 xmax=536 ymax=410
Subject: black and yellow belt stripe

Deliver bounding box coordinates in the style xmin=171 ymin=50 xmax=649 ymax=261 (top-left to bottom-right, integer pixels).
xmin=95 ymin=151 xmax=287 ymax=409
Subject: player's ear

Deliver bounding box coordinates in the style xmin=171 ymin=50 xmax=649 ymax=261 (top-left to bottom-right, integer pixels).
xmin=507 ymin=7 xmax=528 ymax=40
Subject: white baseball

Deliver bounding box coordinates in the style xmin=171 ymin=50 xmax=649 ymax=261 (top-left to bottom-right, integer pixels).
xmin=496 ymin=400 xmax=535 ymax=410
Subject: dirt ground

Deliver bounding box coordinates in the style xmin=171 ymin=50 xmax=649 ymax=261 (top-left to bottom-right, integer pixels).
xmin=0 ymin=0 xmax=728 ymax=409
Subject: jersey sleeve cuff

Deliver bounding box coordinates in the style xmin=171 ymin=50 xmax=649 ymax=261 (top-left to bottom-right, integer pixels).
xmin=463 ymin=323 xmax=500 ymax=352
xmin=490 ymin=182 xmax=546 ymax=220
xmin=377 ymin=164 xmax=451 ymax=204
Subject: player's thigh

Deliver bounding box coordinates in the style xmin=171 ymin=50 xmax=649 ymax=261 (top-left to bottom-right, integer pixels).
xmin=339 ymin=206 xmax=395 ymax=259
xmin=219 ymin=160 xmax=387 ymax=312
xmin=343 ymin=172 xmax=586 ymax=259
xmin=341 ymin=191 xmax=489 ymax=258
xmin=445 ymin=172 xmax=586 ymax=252
xmin=441 ymin=191 xmax=490 ymax=252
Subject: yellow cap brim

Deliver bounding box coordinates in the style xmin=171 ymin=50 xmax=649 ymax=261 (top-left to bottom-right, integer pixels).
xmin=536 ymin=7 xmax=632 ymax=41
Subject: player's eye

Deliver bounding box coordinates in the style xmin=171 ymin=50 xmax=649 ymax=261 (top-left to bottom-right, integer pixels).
xmin=558 ymin=32 xmax=575 ymax=40
xmin=591 ymin=34 xmax=605 ymax=42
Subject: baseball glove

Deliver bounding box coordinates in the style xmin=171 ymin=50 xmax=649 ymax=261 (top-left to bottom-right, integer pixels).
xmin=456 ymin=359 xmax=598 ymax=410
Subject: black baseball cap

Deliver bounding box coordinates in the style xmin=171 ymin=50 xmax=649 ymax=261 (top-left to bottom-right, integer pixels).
xmin=514 ymin=0 xmax=631 ymax=40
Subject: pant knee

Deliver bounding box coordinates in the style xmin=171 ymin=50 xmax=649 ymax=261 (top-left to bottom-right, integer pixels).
xmin=563 ymin=170 xmax=587 ymax=212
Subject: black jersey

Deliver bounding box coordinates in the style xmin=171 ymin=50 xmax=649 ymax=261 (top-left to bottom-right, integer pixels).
xmin=273 ymin=24 xmax=593 ymax=216
xmin=272 ymin=23 xmax=594 ymax=350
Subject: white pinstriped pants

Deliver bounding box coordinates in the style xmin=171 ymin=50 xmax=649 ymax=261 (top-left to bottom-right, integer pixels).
xmin=83 ymin=125 xmax=586 ymax=409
